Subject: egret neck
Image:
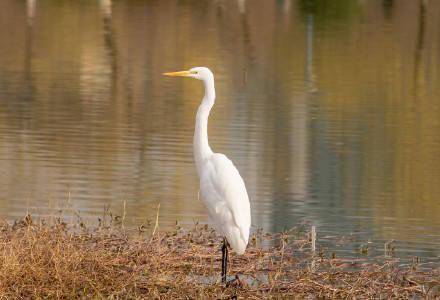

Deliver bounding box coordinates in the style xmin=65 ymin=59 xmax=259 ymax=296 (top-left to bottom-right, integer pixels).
xmin=194 ymin=76 xmax=215 ymax=175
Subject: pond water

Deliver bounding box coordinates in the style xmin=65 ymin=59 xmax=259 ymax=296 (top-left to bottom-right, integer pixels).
xmin=0 ymin=0 xmax=439 ymax=265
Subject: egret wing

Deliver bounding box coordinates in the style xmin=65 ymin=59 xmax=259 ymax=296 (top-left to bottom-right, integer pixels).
xmin=199 ymin=153 xmax=251 ymax=253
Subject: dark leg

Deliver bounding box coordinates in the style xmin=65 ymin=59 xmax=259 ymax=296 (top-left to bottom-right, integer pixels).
xmin=221 ymin=238 xmax=227 ymax=283
xmin=225 ymin=238 xmax=229 ymax=282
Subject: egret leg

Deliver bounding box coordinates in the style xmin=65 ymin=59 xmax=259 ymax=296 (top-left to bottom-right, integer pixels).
xmin=225 ymin=240 xmax=229 ymax=278
xmin=221 ymin=241 xmax=225 ymax=282
xmin=221 ymin=238 xmax=228 ymax=283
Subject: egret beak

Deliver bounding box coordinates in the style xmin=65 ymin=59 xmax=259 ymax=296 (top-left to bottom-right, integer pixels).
xmin=163 ymin=70 xmax=191 ymax=77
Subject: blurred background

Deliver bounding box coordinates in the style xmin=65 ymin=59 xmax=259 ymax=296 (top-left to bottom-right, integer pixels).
xmin=0 ymin=0 xmax=439 ymax=265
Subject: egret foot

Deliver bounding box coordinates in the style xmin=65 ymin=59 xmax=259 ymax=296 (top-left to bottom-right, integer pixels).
xmin=226 ymin=274 xmax=243 ymax=288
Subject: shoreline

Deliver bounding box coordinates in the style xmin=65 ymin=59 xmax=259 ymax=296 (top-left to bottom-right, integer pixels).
xmin=0 ymin=215 xmax=438 ymax=298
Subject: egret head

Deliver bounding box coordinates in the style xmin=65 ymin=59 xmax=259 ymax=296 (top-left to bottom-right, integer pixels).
xmin=163 ymin=67 xmax=213 ymax=81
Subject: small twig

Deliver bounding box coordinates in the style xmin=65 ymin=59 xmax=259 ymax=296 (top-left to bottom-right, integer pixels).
xmin=311 ymin=225 xmax=316 ymax=254
xmin=151 ymin=203 xmax=161 ymax=239
xmin=310 ymin=225 xmax=317 ymax=272
xmin=122 ymin=200 xmax=126 ymax=229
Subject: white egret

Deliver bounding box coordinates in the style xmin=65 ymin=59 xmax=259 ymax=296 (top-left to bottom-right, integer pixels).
xmin=163 ymin=67 xmax=251 ymax=283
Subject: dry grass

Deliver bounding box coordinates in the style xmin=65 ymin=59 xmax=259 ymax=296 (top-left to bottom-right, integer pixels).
xmin=0 ymin=214 xmax=438 ymax=299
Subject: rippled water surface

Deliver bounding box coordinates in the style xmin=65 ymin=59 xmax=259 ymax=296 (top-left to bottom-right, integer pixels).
xmin=0 ymin=0 xmax=439 ymax=264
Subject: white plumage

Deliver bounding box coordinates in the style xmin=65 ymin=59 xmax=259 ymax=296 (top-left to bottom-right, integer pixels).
xmin=164 ymin=67 xmax=251 ymax=281
xmin=199 ymin=153 xmax=250 ymax=254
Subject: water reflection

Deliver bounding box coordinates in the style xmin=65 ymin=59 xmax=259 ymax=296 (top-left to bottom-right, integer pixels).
xmin=0 ymin=0 xmax=439 ymax=263
xmin=26 ymin=0 xmax=36 ymax=25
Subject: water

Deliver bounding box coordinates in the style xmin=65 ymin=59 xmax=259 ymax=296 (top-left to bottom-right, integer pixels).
xmin=0 ymin=0 xmax=439 ymax=265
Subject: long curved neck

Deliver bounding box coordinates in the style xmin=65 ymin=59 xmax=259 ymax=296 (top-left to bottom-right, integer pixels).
xmin=194 ymin=77 xmax=215 ymax=175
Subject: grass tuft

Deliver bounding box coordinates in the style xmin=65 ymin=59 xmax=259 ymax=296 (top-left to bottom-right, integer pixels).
xmin=0 ymin=215 xmax=438 ymax=298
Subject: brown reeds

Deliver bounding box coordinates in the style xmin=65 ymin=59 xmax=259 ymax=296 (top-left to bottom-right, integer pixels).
xmin=0 ymin=215 xmax=438 ymax=299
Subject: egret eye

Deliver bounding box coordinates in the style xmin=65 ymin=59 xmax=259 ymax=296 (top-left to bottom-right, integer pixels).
xmin=191 ymin=71 xmax=198 ymax=75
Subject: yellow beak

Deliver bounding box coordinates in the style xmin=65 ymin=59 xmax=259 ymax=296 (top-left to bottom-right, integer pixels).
xmin=163 ymin=70 xmax=191 ymax=77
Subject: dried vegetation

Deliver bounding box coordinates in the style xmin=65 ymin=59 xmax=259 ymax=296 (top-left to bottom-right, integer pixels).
xmin=0 ymin=214 xmax=438 ymax=299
